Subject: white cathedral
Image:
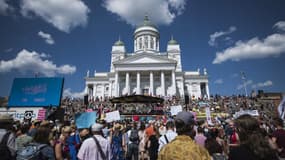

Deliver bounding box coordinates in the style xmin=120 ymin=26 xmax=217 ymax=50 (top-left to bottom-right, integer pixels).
xmin=85 ymin=16 xmax=209 ymax=100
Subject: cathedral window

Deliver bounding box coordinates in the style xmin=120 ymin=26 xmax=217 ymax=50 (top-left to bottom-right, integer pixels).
xmin=150 ymin=37 xmax=154 ymax=49
xmin=144 ymin=36 xmax=148 ymax=49
xmin=139 ymin=37 xmax=142 ymax=49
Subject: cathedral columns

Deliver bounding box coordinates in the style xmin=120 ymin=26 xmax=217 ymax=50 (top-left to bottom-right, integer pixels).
xmin=137 ymin=72 xmax=141 ymax=94
xmin=93 ymin=84 xmax=97 ymax=98
xmin=161 ymin=71 xmax=165 ymax=96
xmin=108 ymin=81 xmax=112 ymax=97
xmin=150 ymin=71 xmax=154 ymax=95
xmin=172 ymin=70 xmax=176 ymax=95
xmin=125 ymin=72 xmax=130 ymax=95
xmin=206 ymin=82 xmax=210 ymax=99
xmin=115 ymin=71 xmax=119 ymax=96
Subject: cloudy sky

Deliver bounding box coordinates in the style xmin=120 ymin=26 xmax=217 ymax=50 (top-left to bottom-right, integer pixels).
xmin=0 ymin=0 xmax=285 ymax=97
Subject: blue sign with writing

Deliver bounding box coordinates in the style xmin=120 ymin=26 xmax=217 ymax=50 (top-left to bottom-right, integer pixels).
xmin=8 ymin=77 xmax=64 ymax=107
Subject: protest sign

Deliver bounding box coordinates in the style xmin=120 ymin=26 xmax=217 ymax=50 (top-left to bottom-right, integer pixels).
xmin=105 ymin=110 xmax=120 ymax=123
xmin=75 ymin=111 xmax=97 ymax=129
xmin=205 ymin=107 xmax=213 ymax=125
xmin=170 ymin=105 xmax=182 ymax=116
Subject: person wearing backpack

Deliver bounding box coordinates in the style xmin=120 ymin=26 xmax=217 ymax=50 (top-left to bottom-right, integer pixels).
xmin=21 ymin=125 xmax=55 ymax=160
xmin=158 ymin=121 xmax=177 ymax=152
xmin=0 ymin=114 xmax=16 ymax=160
xmin=126 ymin=122 xmax=139 ymax=160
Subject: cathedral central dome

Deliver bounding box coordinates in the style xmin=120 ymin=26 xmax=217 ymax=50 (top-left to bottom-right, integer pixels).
xmin=133 ymin=15 xmax=160 ymax=53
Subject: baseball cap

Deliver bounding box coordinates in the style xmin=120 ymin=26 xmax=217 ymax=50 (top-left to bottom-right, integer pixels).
xmin=175 ymin=111 xmax=195 ymax=125
xmin=91 ymin=123 xmax=104 ymax=132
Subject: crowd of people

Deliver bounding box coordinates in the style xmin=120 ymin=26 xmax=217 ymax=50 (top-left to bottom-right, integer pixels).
xmin=0 ymin=94 xmax=284 ymax=160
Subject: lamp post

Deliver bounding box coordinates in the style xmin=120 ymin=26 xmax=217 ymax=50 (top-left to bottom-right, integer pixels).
xmin=241 ymin=71 xmax=248 ymax=97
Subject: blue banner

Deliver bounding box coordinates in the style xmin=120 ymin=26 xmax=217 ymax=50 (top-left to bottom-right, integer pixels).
xmin=8 ymin=77 xmax=64 ymax=107
xmin=75 ymin=112 xmax=97 ymax=129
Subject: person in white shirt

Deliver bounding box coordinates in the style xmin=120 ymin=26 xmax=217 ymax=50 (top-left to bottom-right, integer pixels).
xmin=158 ymin=121 xmax=177 ymax=151
xmin=77 ymin=123 xmax=112 ymax=160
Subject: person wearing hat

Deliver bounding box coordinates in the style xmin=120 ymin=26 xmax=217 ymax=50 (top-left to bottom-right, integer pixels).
xmin=77 ymin=123 xmax=111 ymax=160
xmin=110 ymin=122 xmax=124 ymax=160
xmin=158 ymin=111 xmax=211 ymax=160
xmin=0 ymin=113 xmax=16 ymax=159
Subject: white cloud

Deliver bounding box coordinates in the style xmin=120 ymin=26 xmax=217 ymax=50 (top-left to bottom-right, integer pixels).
xmin=213 ymin=22 xmax=285 ymax=64
xmin=237 ymin=80 xmax=253 ymax=90
xmin=0 ymin=0 xmax=13 ymax=15
xmin=274 ymin=21 xmax=285 ymax=31
xmin=103 ymin=0 xmax=186 ymax=26
xmin=63 ymin=88 xmax=85 ymax=98
xmin=214 ymin=79 xmax=223 ymax=84
xmin=21 ymin=0 xmax=90 ymax=33
xmin=252 ymin=80 xmax=273 ymax=89
xmin=213 ymin=33 xmax=285 ymax=64
xmin=38 ymin=31 xmax=54 ymax=45
xmin=0 ymin=49 xmax=76 ymax=76
xmin=208 ymin=26 xmax=236 ymax=47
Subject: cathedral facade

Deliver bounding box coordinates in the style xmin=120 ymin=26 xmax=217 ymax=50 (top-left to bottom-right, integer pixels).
xmin=85 ymin=16 xmax=209 ymax=100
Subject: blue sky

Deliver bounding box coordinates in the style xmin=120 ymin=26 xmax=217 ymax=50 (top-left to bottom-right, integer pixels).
xmin=0 ymin=0 xmax=285 ymax=97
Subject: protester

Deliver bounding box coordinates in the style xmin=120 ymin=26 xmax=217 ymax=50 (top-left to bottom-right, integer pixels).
xmin=67 ymin=124 xmax=81 ymax=160
xmin=55 ymin=126 xmax=72 ymax=160
xmin=0 ymin=114 xmax=16 ymax=160
xmin=158 ymin=120 xmax=177 ymax=151
xmin=33 ymin=125 xmax=56 ymax=160
xmin=77 ymin=123 xmax=112 ymax=160
xmin=194 ymin=126 xmax=207 ymax=147
xmin=158 ymin=111 xmax=211 ymax=160
xmin=146 ymin=128 xmax=159 ymax=160
xmin=270 ymin=117 xmax=285 ymax=159
xmin=205 ymin=137 xmax=226 ymax=160
xmin=15 ymin=124 xmax=33 ymax=151
xmin=110 ymin=123 xmax=125 ymax=160
xmin=228 ymin=114 xmax=278 ymax=160
xmin=138 ymin=122 xmax=147 ymax=160
xmin=126 ymin=122 xmax=139 ymax=160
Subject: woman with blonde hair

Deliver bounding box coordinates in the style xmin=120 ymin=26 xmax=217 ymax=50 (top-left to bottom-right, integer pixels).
xmin=110 ymin=122 xmax=125 ymax=160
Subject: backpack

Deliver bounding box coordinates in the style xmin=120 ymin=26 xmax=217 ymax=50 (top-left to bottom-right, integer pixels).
xmin=0 ymin=132 xmax=13 ymax=160
xmin=129 ymin=129 xmax=139 ymax=142
xmin=16 ymin=143 xmax=47 ymax=160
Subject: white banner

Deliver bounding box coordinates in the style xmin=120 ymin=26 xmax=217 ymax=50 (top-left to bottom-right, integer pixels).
xmin=233 ymin=110 xmax=259 ymax=118
xmin=205 ymin=107 xmax=213 ymax=125
xmin=0 ymin=107 xmax=42 ymax=122
xmin=170 ymin=105 xmax=183 ymax=116
xmin=105 ymin=110 xmax=121 ymax=123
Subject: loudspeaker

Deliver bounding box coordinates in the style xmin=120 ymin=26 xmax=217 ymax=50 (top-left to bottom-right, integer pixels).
xmin=84 ymin=95 xmax=88 ymax=105
xmin=185 ymin=95 xmax=189 ymax=104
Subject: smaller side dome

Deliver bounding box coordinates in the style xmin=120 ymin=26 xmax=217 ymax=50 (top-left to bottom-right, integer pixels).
xmin=114 ymin=39 xmax=124 ymax=46
xmin=168 ymin=36 xmax=178 ymax=45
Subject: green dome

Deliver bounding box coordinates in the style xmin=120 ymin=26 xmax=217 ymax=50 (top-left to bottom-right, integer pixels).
xmin=136 ymin=15 xmax=157 ymax=29
xmin=114 ymin=40 xmax=124 ymax=46
xmin=168 ymin=36 xmax=178 ymax=45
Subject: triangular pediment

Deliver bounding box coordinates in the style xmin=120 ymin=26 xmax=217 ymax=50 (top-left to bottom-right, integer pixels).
xmin=113 ymin=53 xmax=176 ymax=65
